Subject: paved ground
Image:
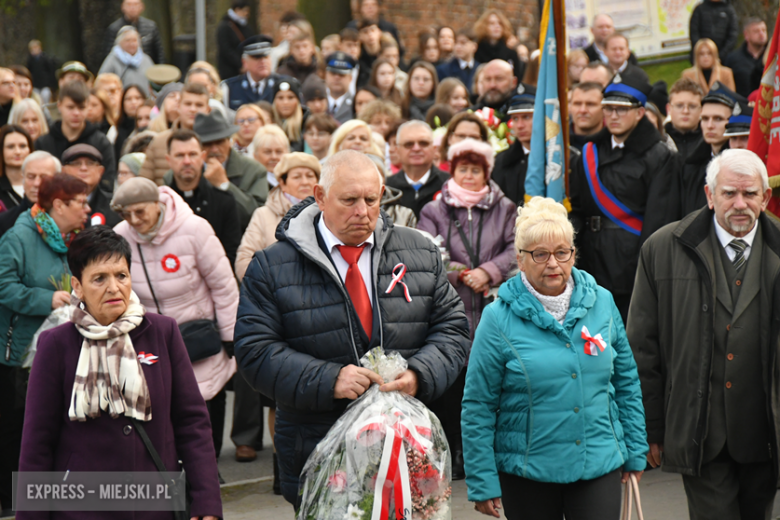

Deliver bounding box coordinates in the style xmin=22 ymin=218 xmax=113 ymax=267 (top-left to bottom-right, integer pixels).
xmin=216 ymin=391 xmax=780 ymax=519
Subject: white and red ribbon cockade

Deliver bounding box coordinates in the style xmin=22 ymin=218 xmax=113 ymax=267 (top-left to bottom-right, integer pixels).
xmin=351 ymin=410 xmax=433 ymax=520
xmin=385 ymin=263 xmax=412 ymax=303
xmin=581 ymin=326 xmax=607 ymax=356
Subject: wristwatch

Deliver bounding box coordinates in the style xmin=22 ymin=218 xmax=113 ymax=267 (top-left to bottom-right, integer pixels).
xmin=218 ymin=181 xmax=229 ymax=191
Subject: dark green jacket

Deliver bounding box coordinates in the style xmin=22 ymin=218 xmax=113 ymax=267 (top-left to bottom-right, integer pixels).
xmin=0 ymin=211 xmax=69 ymax=367
xmin=627 ymin=208 xmax=780 ymax=479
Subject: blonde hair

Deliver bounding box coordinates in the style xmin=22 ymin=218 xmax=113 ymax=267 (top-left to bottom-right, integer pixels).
xmin=514 ymin=197 xmax=575 ymax=254
xmin=273 ymin=96 xmax=303 ymax=144
xmin=251 ymin=124 xmax=290 ymax=153
xmin=94 ymin=73 xmax=122 ymax=91
xmin=328 ymin=119 xmax=384 ymax=157
xmin=692 ymin=38 xmax=723 ymax=79
xmin=9 ymin=98 xmax=49 ymax=136
xmin=188 ymin=61 xmax=223 ymax=101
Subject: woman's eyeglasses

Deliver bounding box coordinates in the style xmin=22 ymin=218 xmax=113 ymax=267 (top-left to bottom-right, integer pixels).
xmin=520 ymin=248 xmax=574 ymax=264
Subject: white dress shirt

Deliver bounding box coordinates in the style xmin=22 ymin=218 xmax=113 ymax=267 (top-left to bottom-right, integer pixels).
xmin=327 ymin=91 xmax=349 ymax=115
xmin=404 ymin=169 xmax=431 ymax=187
xmin=713 ymin=215 xmax=759 ymax=262
xmin=611 ymin=136 xmax=625 ymax=150
xmin=246 ymin=73 xmax=265 ymax=95
xmin=458 ymin=58 xmax=475 ymax=70
xmin=318 ymin=216 xmax=375 ymax=305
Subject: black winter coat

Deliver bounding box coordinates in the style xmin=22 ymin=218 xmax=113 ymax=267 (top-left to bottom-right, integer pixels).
xmin=475 ymin=40 xmax=525 ymax=82
xmin=689 ymin=0 xmax=739 ymax=60
xmin=166 ymin=174 xmax=242 ymax=269
xmin=570 ymin=118 xmax=681 ymax=316
xmin=492 ymin=141 xmax=529 ymax=206
xmin=234 ymin=198 xmax=469 ymax=416
xmin=665 ymin=122 xmax=702 ymax=162
xmin=0 ymin=175 xmax=22 ymax=212
xmin=724 ymin=42 xmax=766 ymax=98
xmin=386 ymin=166 xmax=448 ymax=218
xmin=35 ymin=121 xmax=117 ymax=194
xmin=217 ymin=14 xmax=255 ymax=81
xmin=0 ymin=197 xmax=30 ymax=238
xmin=679 ymin=139 xmax=725 ymax=217
xmin=87 ymin=186 xmax=123 ymax=228
xmin=103 ymin=16 xmax=165 ymax=64
xmin=276 ymin=56 xmax=319 ymax=86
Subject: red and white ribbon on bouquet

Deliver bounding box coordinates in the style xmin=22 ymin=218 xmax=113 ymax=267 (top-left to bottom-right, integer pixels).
xmin=581 ymin=325 xmax=607 ymax=356
xmin=353 ymin=410 xmax=433 ymax=520
xmin=385 ymin=263 xmax=412 ymax=302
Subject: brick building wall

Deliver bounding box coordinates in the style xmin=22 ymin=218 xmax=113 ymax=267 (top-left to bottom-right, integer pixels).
xmin=257 ymin=0 xmax=539 ymax=52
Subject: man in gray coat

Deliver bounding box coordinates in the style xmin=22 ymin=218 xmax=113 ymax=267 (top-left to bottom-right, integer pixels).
xmin=628 ymin=149 xmax=780 ymax=520
xmin=234 ymin=150 xmax=470 ymax=509
xmin=189 ymin=110 xmax=268 ymax=231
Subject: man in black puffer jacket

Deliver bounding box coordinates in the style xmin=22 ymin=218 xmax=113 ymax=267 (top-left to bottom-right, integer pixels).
xmin=689 ymin=0 xmax=738 ymax=61
xmin=234 ymin=150 xmax=470 ymax=509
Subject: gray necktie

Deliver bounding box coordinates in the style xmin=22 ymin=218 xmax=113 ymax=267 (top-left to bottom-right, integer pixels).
xmin=730 ymin=239 xmax=748 ymax=271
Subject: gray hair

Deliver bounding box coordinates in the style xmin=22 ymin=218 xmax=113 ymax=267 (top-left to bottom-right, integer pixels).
xmin=319 ymin=150 xmax=384 ymax=194
xmin=705 ymin=149 xmax=769 ymax=193
xmin=22 ymin=151 xmax=61 ymax=175
xmin=396 ymin=120 xmax=433 ymax=143
xmin=115 ymin=26 xmax=140 ymax=46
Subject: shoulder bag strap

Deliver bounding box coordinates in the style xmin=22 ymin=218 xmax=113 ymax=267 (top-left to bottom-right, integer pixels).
xmin=447 ymin=204 xmax=480 ymax=268
xmin=129 ymin=417 xmax=169 ymax=473
xmin=136 ymin=243 xmax=161 ymax=314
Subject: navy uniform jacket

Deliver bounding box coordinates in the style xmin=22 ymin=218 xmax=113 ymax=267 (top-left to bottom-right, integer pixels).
xmin=569 ymin=118 xmax=681 ymax=317
xmin=222 ymin=73 xmax=280 ymax=111
xmin=436 ymin=58 xmax=480 ymax=94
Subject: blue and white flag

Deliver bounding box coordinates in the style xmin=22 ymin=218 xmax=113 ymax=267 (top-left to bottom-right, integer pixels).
xmin=525 ymin=0 xmax=566 ymax=204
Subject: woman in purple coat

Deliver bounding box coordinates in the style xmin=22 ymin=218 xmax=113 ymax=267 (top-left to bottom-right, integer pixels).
xmin=17 ymin=226 xmax=221 ymax=520
xmin=417 ymin=138 xmax=517 ymax=481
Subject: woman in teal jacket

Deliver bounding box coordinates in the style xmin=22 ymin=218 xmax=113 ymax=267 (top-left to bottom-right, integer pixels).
xmin=462 ymin=197 xmax=648 ymax=520
xmin=0 ymin=170 xmax=89 ymax=513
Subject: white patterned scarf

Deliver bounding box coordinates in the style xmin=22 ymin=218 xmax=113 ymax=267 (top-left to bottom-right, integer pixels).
xmin=521 ymin=272 xmax=575 ymax=324
xmin=68 ymin=291 xmax=152 ymax=422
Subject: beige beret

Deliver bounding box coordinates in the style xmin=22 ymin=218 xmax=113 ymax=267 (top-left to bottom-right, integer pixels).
xmin=110 ymin=177 xmax=160 ymax=211
xmin=275 ymin=152 xmax=322 ymax=181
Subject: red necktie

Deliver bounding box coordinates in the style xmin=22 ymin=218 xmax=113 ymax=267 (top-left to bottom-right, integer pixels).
xmin=336 ymin=245 xmax=372 ymax=338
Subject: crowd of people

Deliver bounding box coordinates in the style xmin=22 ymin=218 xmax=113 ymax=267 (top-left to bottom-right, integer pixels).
xmin=0 ymin=0 xmax=778 ymax=518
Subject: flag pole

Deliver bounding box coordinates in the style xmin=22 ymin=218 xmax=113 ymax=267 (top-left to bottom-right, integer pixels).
xmin=552 ymin=0 xmax=569 ymax=199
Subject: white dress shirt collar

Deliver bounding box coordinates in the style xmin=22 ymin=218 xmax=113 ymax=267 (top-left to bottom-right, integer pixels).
xmin=405 ymin=169 xmax=431 ymax=187
xmin=246 ymin=73 xmax=265 ymax=94
xmin=458 ymin=58 xmax=475 ymax=70
xmin=317 ymin=214 xmax=375 ymax=304
xmin=713 ymin=214 xmax=759 ymax=262
xmin=327 ymin=91 xmax=349 ymax=112
xmin=611 ymin=136 xmax=625 ymax=149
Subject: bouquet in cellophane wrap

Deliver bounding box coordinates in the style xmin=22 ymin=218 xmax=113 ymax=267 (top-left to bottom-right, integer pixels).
xmin=297 ymin=347 xmax=452 ymax=520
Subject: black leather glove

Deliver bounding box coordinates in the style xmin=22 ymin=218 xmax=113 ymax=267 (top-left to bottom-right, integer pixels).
xmin=222 ymin=341 xmax=234 ymax=358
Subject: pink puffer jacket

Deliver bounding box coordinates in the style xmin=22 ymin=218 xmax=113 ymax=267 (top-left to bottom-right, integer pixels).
xmin=114 ymin=187 xmax=238 ymax=400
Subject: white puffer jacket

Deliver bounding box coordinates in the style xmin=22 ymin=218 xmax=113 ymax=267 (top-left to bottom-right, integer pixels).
xmin=115 ymin=187 xmax=238 ymax=400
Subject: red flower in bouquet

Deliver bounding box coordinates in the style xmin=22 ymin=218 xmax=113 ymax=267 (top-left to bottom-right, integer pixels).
xmin=327 ymin=470 xmax=347 ymax=493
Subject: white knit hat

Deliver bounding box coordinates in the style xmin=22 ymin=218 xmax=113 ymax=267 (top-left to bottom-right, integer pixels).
xmin=447 ymin=139 xmax=495 ymax=177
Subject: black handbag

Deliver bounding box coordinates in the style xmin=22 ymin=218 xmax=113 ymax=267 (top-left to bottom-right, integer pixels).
xmin=130 ymin=417 xmax=190 ymax=520
xmin=136 ymin=244 xmax=223 ymax=363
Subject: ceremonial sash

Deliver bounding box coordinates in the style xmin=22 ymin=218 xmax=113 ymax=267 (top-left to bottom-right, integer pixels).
xmin=582 ymin=142 xmax=643 ymax=236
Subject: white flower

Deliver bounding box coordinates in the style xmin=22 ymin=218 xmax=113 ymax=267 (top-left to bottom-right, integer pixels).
xmin=345 ymin=503 xmax=365 ymax=520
